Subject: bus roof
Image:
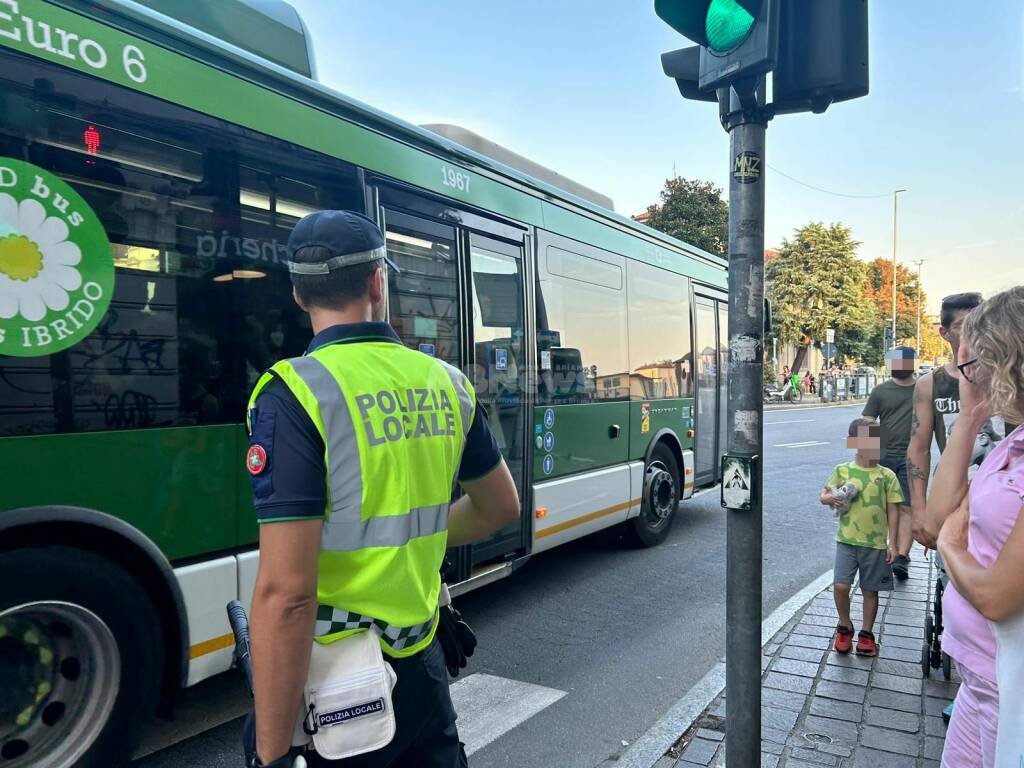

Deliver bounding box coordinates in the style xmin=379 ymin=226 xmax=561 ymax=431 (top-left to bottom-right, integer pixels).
xmin=60 ymin=0 xmax=726 ymax=273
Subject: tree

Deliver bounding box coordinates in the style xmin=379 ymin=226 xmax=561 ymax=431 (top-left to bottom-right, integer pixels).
xmin=767 ymin=222 xmax=871 ymax=374
xmin=918 ymin=319 xmax=948 ymax=364
xmin=642 ymin=177 xmax=729 ymax=257
xmin=842 ymin=259 xmax=928 ymax=367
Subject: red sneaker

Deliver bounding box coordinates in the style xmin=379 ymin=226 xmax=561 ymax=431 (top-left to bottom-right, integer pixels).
xmin=856 ymin=630 xmax=878 ymax=657
xmin=834 ymin=624 xmax=854 ymax=654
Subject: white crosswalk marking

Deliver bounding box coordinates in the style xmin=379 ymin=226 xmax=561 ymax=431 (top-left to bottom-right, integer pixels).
xmin=774 ymin=440 xmax=830 ymax=448
xmin=450 ymin=673 xmax=567 ymax=755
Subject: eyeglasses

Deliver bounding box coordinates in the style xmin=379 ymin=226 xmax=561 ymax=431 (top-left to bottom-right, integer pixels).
xmin=957 ymin=358 xmax=979 ymax=383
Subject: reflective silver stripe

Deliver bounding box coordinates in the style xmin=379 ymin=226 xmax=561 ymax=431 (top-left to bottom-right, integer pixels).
xmin=286 ymin=246 xmax=388 ymax=274
xmin=320 ymin=503 xmax=448 ymax=552
xmin=288 ymin=356 xmax=363 ymax=525
xmin=438 ymin=360 xmax=474 ymax=437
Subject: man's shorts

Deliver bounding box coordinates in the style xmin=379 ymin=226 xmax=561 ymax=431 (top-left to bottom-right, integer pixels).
xmin=834 ymin=542 xmax=893 ymax=592
xmin=880 ymin=457 xmax=911 ymax=506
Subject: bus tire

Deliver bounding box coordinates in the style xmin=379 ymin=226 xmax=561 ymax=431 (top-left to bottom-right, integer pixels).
xmin=0 ymin=546 xmax=163 ymax=768
xmin=626 ymin=443 xmax=680 ymax=548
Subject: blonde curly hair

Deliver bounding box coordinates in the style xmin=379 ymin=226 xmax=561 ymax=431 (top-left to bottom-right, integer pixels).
xmin=963 ymin=286 xmax=1024 ymax=425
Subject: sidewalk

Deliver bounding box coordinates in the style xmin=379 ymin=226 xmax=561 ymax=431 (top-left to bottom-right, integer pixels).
xmin=658 ymin=548 xmax=958 ymax=768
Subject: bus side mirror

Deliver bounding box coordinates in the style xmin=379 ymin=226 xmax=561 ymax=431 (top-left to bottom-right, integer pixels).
xmin=764 ymin=298 xmax=772 ymax=336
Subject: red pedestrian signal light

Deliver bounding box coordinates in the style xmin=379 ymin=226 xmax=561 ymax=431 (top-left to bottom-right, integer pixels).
xmin=84 ymin=125 xmax=101 ymax=156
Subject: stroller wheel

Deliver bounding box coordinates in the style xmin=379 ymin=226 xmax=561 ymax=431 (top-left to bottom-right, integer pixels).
xmin=925 ymin=614 xmax=935 ymax=643
xmin=942 ymin=652 xmax=952 ymax=680
xmin=921 ymin=641 xmax=932 ymax=678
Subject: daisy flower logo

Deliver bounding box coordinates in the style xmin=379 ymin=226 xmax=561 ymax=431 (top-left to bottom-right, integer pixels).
xmin=0 ymin=196 xmax=83 ymax=321
xmin=0 ymin=158 xmax=114 ymax=357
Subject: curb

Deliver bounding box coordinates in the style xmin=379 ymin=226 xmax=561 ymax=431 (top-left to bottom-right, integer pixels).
xmin=612 ymin=570 xmax=833 ymax=768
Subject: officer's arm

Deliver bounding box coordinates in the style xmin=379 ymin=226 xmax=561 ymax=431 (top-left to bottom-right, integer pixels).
xmin=449 ymin=461 xmax=520 ymax=547
xmin=246 ymin=383 xmax=328 ymax=765
xmin=907 ymin=373 xmax=935 ymax=546
xmin=448 ymin=402 xmax=519 ymax=546
xmin=251 ymin=520 xmax=321 ymax=765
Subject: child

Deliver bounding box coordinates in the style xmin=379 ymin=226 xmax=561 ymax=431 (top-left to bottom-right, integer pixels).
xmin=820 ymin=418 xmax=903 ymax=656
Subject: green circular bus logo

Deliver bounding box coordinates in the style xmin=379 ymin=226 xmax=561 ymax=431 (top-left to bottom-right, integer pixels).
xmin=0 ymin=158 xmax=114 ymax=357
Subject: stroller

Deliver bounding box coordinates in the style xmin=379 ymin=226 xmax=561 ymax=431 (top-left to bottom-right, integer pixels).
xmin=921 ymin=551 xmax=954 ymax=724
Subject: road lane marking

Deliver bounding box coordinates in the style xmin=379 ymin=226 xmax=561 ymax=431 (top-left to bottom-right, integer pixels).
xmin=765 ymin=419 xmax=813 ymax=425
xmin=766 ymin=403 xmax=862 ymax=413
xmin=450 ymin=673 xmax=567 ymax=756
xmin=775 ymin=440 xmax=830 ymax=448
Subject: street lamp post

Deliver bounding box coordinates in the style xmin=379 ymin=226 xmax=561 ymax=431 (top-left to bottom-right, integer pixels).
xmin=891 ymin=188 xmax=907 ymax=350
xmin=913 ymin=259 xmax=925 ymax=356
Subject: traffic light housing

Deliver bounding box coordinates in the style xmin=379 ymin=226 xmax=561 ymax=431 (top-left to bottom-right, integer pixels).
xmin=656 ymin=0 xmax=778 ymax=92
xmin=772 ymin=0 xmax=868 ymax=114
xmin=656 ymin=0 xmax=868 ymax=116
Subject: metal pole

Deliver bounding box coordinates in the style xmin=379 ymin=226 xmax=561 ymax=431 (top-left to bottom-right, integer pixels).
xmin=723 ymin=91 xmax=766 ymax=768
xmin=891 ymin=189 xmax=906 ymax=349
xmin=913 ymin=259 xmax=924 ymax=356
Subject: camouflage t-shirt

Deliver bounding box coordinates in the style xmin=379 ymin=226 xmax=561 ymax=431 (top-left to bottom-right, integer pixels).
xmin=826 ymin=461 xmax=904 ymax=550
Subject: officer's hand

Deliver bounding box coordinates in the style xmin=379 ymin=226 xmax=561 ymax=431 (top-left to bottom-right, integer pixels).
xmin=250 ymin=748 xmax=304 ymax=768
xmin=438 ymin=604 xmax=467 ymax=677
xmin=453 ymin=608 xmax=477 ymax=660
xmin=244 ymin=710 xmax=304 ymax=768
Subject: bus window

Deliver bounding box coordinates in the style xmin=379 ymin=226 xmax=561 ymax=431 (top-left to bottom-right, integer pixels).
xmin=626 ymin=262 xmax=692 ymax=399
xmin=536 ymin=244 xmax=627 ymax=405
xmin=0 ymin=53 xmax=362 ymax=436
xmin=382 ymin=210 xmax=460 ymax=366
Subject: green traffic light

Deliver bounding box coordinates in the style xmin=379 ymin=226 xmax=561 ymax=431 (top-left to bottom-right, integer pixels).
xmin=705 ymin=0 xmax=754 ymax=53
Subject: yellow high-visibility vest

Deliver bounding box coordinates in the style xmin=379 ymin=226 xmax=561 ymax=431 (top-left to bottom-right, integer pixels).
xmin=248 ymin=334 xmax=475 ymax=658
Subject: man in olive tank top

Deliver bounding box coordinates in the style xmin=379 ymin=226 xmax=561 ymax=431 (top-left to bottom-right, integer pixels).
xmin=907 ymin=293 xmax=984 ymax=547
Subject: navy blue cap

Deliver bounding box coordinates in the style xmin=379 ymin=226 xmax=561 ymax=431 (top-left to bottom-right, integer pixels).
xmin=286 ymin=210 xmax=399 ymax=274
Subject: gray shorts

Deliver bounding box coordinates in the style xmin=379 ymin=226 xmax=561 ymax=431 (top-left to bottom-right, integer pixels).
xmin=880 ymin=457 xmax=911 ymax=506
xmin=834 ymin=542 xmax=893 ymax=592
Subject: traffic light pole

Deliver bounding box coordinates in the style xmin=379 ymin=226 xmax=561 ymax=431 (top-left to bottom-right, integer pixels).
xmin=722 ymin=83 xmax=768 ymax=768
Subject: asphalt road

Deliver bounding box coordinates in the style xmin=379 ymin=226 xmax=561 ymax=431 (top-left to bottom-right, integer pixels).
xmin=134 ymin=403 xmax=865 ymax=768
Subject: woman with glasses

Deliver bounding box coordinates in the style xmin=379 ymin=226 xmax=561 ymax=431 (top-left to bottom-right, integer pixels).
xmin=926 ymin=287 xmax=1024 ymax=767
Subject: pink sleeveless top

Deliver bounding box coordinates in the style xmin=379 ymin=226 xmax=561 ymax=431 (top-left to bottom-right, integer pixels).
xmin=942 ymin=425 xmax=1024 ymax=683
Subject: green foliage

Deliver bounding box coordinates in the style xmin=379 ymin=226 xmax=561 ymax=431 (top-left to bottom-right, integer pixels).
xmin=643 ymin=177 xmax=729 ymax=258
xmin=862 ymin=258 xmax=924 ymax=361
xmin=763 ymin=360 xmax=777 ymax=387
xmin=766 ymin=222 xmax=871 ymax=358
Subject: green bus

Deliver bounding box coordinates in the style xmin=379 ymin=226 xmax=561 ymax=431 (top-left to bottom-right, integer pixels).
xmin=0 ymin=1 xmax=729 ymax=764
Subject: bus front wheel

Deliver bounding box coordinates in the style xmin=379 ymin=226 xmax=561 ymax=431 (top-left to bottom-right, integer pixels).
xmin=0 ymin=546 xmax=163 ymax=768
xmin=626 ymin=443 xmax=681 ymax=547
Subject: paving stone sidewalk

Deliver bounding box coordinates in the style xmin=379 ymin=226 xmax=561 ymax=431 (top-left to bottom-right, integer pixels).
xmin=660 ymin=548 xmax=959 ymax=767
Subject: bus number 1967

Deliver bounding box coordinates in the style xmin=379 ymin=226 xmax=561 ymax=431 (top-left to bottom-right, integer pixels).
xmin=441 ymin=166 xmax=470 ymax=193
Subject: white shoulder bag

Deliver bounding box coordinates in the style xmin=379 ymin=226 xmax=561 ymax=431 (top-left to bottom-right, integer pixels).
xmin=991 ymin=611 xmax=1024 ymax=766
xmin=296 ymin=628 xmax=398 ymax=761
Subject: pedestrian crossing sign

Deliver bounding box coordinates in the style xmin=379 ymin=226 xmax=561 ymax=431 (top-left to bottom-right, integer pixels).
xmin=721 ymin=454 xmax=757 ymax=511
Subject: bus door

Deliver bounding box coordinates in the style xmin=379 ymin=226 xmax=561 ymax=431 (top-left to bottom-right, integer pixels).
xmin=465 ymin=233 xmax=527 ymax=563
xmin=375 ymin=185 xmax=531 ymax=582
xmin=693 ymin=291 xmax=729 ymax=485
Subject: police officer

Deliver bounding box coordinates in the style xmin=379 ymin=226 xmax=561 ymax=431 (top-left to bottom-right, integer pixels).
xmin=244 ymin=210 xmax=520 ymax=767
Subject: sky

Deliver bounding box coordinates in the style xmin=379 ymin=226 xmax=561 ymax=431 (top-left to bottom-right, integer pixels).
xmin=287 ymin=0 xmax=1024 ymax=315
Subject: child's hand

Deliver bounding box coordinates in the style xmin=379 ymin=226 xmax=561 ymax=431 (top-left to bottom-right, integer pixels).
xmin=886 ymin=545 xmax=898 ymax=565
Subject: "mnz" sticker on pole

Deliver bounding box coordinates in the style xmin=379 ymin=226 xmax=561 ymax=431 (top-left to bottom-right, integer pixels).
xmin=733 ymin=151 xmax=762 ymax=184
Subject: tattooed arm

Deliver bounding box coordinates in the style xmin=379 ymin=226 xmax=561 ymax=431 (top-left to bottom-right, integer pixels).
xmin=907 ymin=373 xmax=936 ymax=546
